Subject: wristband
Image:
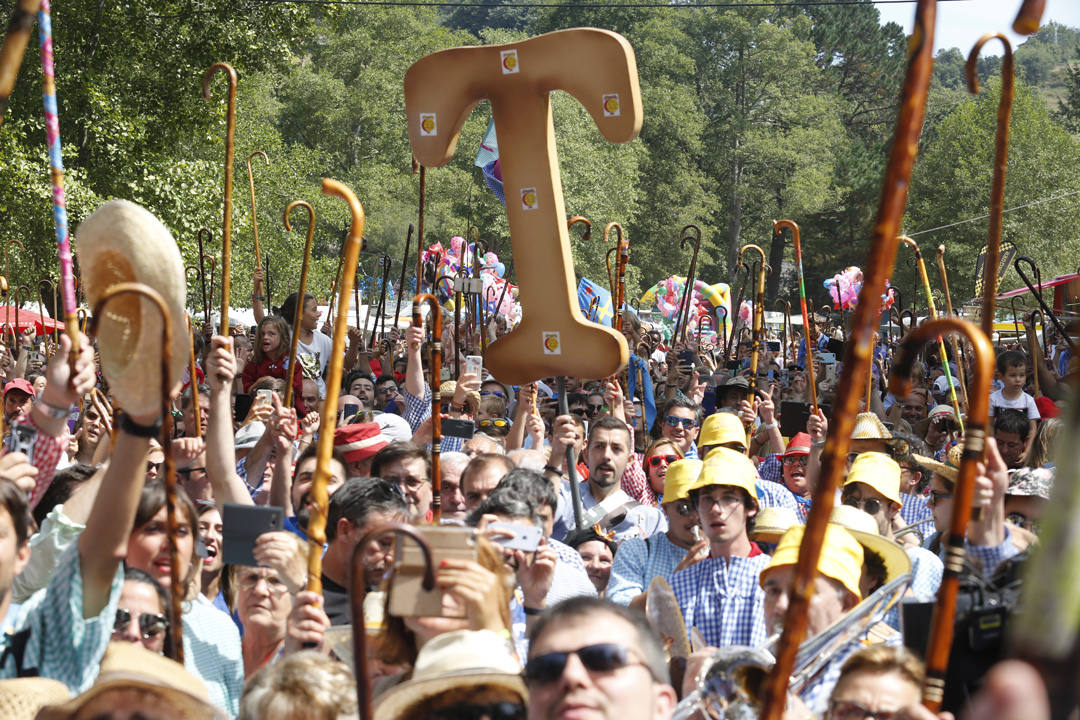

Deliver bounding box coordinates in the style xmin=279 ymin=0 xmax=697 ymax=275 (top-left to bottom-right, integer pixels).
xmin=811 ymin=439 xmax=826 ymax=449
xmin=763 ymin=421 xmax=778 ymax=429
xmin=523 ymin=605 xmax=544 ymax=616
xmin=450 ymin=401 xmax=466 ymax=413
xmin=35 ymin=399 xmax=70 ymax=419
xmin=117 ymin=410 xmax=162 ymax=438
xmin=543 ymin=464 xmax=565 ymax=478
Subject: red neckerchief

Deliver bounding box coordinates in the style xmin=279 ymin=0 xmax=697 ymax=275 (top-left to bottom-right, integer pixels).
xmin=747 ymin=541 xmax=764 ymax=557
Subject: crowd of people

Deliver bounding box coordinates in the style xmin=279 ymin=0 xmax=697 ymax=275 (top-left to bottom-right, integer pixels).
xmin=0 ymin=267 xmax=1070 ymax=720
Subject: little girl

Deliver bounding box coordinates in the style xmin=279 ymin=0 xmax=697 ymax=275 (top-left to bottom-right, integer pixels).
xmin=240 ymin=315 xmax=305 ymax=412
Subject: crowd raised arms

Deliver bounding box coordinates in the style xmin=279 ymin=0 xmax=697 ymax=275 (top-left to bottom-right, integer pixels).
xmin=0 ymin=1 xmax=1074 ymax=719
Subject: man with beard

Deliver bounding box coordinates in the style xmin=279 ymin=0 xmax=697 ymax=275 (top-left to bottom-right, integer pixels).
xmin=318 ymin=478 xmax=408 ymax=625
xmin=282 ymin=445 xmax=348 ymax=540
xmin=549 ymin=416 xmax=664 ymax=542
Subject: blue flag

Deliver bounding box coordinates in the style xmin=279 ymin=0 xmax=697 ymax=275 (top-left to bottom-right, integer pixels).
xmin=577 ymin=278 xmax=615 ymax=327
xmin=627 ymin=353 xmax=657 ymax=431
xmin=474 ymin=118 xmax=499 ymax=167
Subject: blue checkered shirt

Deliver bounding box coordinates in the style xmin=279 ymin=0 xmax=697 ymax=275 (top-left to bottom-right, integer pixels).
xmin=756 ymin=477 xmax=800 ymax=514
xmin=883 ymin=546 xmax=943 ymax=630
xmin=0 ymin=543 xmax=122 ymax=692
xmin=899 ymin=492 xmax=935 ymax=545
xmin=546 ymin=538 xmax=598 ymax=605
xmin=923 ymin=527 xmax=1021 ymax=579
xmin=403 ymin=385 xmax=464 ymax=453
xmin=670 ymin=553 xmax=771 ymax=648
xmin=758 ymin=454 xmax=782 ymax=483
xmin=607 ymin=532 xmax=689 ymax=606
xmin=185 ymin=595 xmax=244 ymax=716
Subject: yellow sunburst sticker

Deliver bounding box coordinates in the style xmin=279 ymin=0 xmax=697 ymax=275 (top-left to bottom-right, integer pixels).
xmin=542 ymin=332 xmax=561 ymax=355
xmin=419 ymin=113 xmax=437 ymax=136
xmin=500 ymin=49 xmax=519 ymax=74
xmin=602 ymin=93 xmax=621 ymax=117
xmin=521 ymin=188 xmax=538 ymax=210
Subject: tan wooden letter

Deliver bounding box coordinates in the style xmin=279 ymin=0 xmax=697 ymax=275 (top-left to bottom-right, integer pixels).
xmin=405 ymin=28 xmax=642 ymax=384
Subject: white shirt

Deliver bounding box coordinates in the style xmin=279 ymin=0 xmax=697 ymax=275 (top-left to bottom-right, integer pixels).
xmin=295 ymin=330 xmax=333 ymax=397
xmin=988 ymin=388 xmax=1040 ymax=420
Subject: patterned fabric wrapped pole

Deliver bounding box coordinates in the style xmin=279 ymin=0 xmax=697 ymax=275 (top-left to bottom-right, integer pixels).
xmin=37 ymin=0 xmax=79 ymax=362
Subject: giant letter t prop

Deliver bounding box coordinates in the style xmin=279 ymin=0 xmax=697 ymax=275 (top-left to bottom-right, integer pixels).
xmin=405 ymin=28 xmax=641 ymax=384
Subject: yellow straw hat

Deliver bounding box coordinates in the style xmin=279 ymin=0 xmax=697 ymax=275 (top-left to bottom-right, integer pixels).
xmin=662 ymin=458 xmax=703 ymax=503
xmin=749 ymin=506 xmax=799 ymax=545
xmin=844 ymin=451 xmax=903 ymax=508
xmin=699 ymin=412 xmax=748 ymax=452
xmin=761 ymin=524 xmax=864 ymax=602
xmin=911 ymin=442 xmax=963 ymax=484
xmin=697 ymin=447 xmax=759 ymax=508
xmin=828 ymin=504 xmax=911 ymax=585
xmin=850 ymin=412 xmax=892 ymax=440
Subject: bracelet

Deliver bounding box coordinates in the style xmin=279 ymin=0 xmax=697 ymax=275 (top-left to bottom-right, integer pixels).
xmin=35 ymin=399 xmax=70 ymax=419
xmin=811 ymin=439 xmax=826 ymax=449
xmin=450 ymin=401 xmax=466 ymax=413
xmin=763 ymin=421 xmax=778 ymax=429
xmin=117 ymin=410 xmax=162 ymax=438
xmin=543 ymin=464 xmax=565 ymax=478
xmin=523 ymin=605 xmax=544 ymax=616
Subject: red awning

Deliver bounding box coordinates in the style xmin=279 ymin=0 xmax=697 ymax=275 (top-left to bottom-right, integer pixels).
xmin=0 ymin=306 xmax=65 ymax=334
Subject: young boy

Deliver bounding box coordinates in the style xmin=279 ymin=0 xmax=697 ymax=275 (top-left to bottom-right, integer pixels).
xmin=988 ymin=350 xmax=1039 ymax=463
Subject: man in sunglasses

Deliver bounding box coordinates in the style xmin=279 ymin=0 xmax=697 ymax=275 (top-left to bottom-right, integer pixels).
xmin=607 ymin=459 xmax=702 ymax=607
xmin=525 ymin=597 xmax=677 ymax=720
xmin=669 ymin=449 xmax=768 ymax=648
xmin=658 ymin=398 xmax=700 ymax=458
xmin=841 ymin=453 xmax=942 ymax=603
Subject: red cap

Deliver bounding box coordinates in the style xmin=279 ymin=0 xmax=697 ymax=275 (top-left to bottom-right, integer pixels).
xmin=333 ymin=422 xmax=389 ymax=465
xmin=1035 ymin=396 xmax=1060 ymax=419
xmin=781 ymin=432 xmax=812 ymax=457
xmin=4 ymin=378 xmax=35 ymax=399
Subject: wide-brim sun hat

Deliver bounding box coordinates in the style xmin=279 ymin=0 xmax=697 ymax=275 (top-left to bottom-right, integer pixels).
xmin=761 ymin=524 xmax=863 ymax=603
xmin=698 ymin=412 xmax=747 ymax=451
xmin=76 ymin=200 xmax=188 ymax=418
xmin=37 ymin=642 xmax=224 ymax=720
xmin=0 ymin=677 xmax=70 ymax=720
xmin=911 ymin=442 xmax=964 ymax=484
xmin=698 ymin=447 xmax=759 ymax=509
xmin=843 ymin=451 xmax=903 ymax=508
xmin=373 ymin=629 xmax=526 ymax=720
xmin=662 ymin=458 xmax=703 ymax=503
xmin=851 ymin=412 xmax=892 ymax=440
xmin=829 ymin=504 xmax=911 ymax=585
xmin=749 ymin=506 xmax=799 ymax=545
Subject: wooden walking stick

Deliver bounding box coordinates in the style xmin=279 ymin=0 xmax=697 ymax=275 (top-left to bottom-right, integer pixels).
xmin=739 ymin=244 xmax=767 ymax=446
xmin=197 ymin=228 xmax=212 ymax=325
xmin=888 ymin=318 xmax=994 ymax=712
xmin=774 ymin=220 xmax=818 ymax=411
xmin=759 ymin=3 xmax=937 ymax=717
xmin=246 ymin=150 xmax=269 ymax=301
xmin=605 ymin=222 xmax=629 ymax=334
xmin=283 ymin=201 xmax=316 ymax=408
xmin=185 ymin=315 xmax=202 ymax=439
xmin=673 ymin=224 xmax=702 ymax=345
xmin=1015 ymin=256 xmax=1076 ymax=351
xmin=900 ymin=236 xmax=964 ymax=431
xmin=413 ymin=293 xmax=443 ymax=520
xmin=967 ymin=34 xmax=1014 ymax=339
xmin=0 ymin=0 xmax=43 ymax=128
xmin=725 ymin=262 xmax=750 ymax=363
xmin=90 ymin=283 xmax=182 ymax=662
xmin=202 ymin=62 xmax=237 ymax=335
xmin=307 ymin=179 xmax=365 ymax=597
xmin=1013 ymin=0 xmax=1045 ymax=34
xmin=393 ymin=224 xmax=414 ymax=340
xmin=935 ymin=245 xmax=970 ymax=407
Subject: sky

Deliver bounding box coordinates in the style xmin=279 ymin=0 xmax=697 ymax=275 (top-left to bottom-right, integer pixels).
xmin=876 ymin=0 xmax=1080 ymax=55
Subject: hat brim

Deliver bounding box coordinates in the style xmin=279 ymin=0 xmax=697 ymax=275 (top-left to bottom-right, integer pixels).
xmin=844 ymin=529 xmax=911 ymax=586
xmin=911 ymin=453 xmax=958 ymax=483
xmin=36 ymin=677 xmax=226 ymax=720
xmin=373 ymin=671 xmax=527 ymax=720
xmin=749 ymin=523 xmax=791 ymax=545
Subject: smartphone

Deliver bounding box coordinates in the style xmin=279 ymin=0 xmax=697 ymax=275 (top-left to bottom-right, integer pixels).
xmin=442 ymin=417 xmax=475 ymax=439
xmin=5 ymin=423 xmax=36 ymax=455
xmin=780 ymin=401 xmax=812 ymax=439
xmin=222 ymin=503 xmax=284 ymax=567
xmin=233 ymin=394 xmax=254 ymax=425
xmin=767 ymin=340 xmax=781 ymax=353
xmin=389 ymin=526 xmax=477 ymax=618
xmin=488 ymin=521 xmax=542 ymax=552
xmin=464 ymin=355 xmax=483 ymax=379
xmin=817 ymin=352 xmax=836 ymax=365
xmin=826 ymin=338 xmax=845 ymax=357
xmin=255 ymin=388 xmax=274 ymax=407
xmin=341 ymin=403 xmax=360 ymax=422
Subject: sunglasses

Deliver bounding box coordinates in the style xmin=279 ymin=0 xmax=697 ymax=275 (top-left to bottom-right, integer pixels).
xmin=114 ymin=608 xmax=169 ymax=640
xmin=663 ymin=415 xmax=698 ymax=430
xmin=428 ymin=701 xmax=525 ymax=720
xmin=587 ymin=403 xmax=604 ymax=413
xmin=928 ymin=489 xmax=953 ymax=507
xmin=524 ymin=643 xmax=647 ymax=685
xmin=647 ymin=454 xmax=679 ymax=468
xmin=481 ymin=390 xmax=506 ymax=399
xmin=782 ymin=455 xmax=808 ymax=467
xmin=672 ymin=499 xmax=695 ymax=517
xmin=478 ymin=418 xmax=510 ymax=429
xmin=842 ymin=495 xmax=883 ymax=516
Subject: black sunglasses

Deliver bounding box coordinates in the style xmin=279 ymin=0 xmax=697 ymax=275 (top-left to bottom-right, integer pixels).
xmin=842 ymin=494 xmax=883 ymax=517
xmin=524 ymin=643 xmax=646 ymax=685
xmin=114 ymin=607 xmax=169 ymax=639
xmin=428 ymin=701 xmax=524 ymax=720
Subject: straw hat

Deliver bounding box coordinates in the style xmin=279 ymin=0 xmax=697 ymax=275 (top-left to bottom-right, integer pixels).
xmin=698 ymin=447 xmax=759 ymax=508
xmin=76 ymin=200 xmax=188 ymax=418
xmin=0 ymin=677 xmax=70 ymax=720
xmin=911 ymin=442 xmax=963 ymax=483
xmin=844 ymin=451 xmax=903 ymax=508
xmin=37 ymin=642 xmax=224 ymax=719
xmin=698 ymin=412 xmax=747 ymax=452
xmin=851 ymin=412 xmax=892 ymax=440
xmin=761 ymin=524 xmax=864 ymax=603
xmin=829 ymin=505 xmax=911 ymax=585
xmin=373 ymin=629 xmax=526 ymax=720
xmin=662 ymin=458 xmax=703 ymax=503
xmin=749 ymin=506 xmax=799 ymax=545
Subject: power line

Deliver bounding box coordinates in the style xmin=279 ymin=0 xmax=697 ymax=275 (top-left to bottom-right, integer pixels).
xmin=908 ymin=187 xmax=1080 ymax=237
